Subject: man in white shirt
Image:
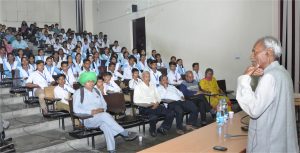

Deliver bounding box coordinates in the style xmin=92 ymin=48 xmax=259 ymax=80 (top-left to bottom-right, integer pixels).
xmin=103 ymin=72 xmax=121 ymax=94
xmin=53 ymin=39 xmax=62 ymax=51
xmin=148 ymin=50 xmax=157 ymax=61
xmin=60 ymin=61 xmax=76 ymax=88
xmin=149 ymin=60 xmax=162 ymax=87
xmin=129 ymin=68 xmax=142 ymax=89
xmin=123 ymin=56 xmax=138 ymax=80
xmin=236 ymin=36 xmax=299 ymax=152
xmin=167 ymin=61 xmax=183 ymax=86
xmin=54 ymin=74 xmax=75 ymax=112
xmin=112 ymin=41 xmax=121 ymax=53
xmin=107 ymin=63 xmax=124 ymax=81
xmin=26 ymin=60 xmax=55 ymax=116
xmin=157 ymin=75 xmax=198 ymax=135
xmin=192 ymin=62 xmax=203 ymax=82
xmin=134 ymin=71 xmax=174 ymax=137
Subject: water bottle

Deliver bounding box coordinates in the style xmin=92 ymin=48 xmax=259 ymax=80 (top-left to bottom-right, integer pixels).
xmin=216 ymin=100 xmax=224 ymax=126
xmin=222 ymin=98 xmax=228 ymax=123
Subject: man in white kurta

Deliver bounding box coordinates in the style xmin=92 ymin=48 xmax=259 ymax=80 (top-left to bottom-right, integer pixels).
xmin=236 ymin=36 xmax=299 ymax=153
xmin=73 ymin=72 xmax=137 ymax=153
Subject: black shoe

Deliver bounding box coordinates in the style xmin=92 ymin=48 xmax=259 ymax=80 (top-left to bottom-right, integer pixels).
xmin=157 ymin=127 xmax=167 ymax=135
xmin=150 ymin=130 xmax=157 ymax=137
xmin=122 ymin=131 xmax=137 ymax=141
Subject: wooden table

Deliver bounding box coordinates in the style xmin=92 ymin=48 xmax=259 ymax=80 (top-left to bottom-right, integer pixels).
xmin=139 ymin=112 xmax=248 ymax=153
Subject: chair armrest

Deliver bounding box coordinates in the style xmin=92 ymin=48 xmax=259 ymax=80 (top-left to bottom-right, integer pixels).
xmin=133 ymin=103 xmax=153 ymax=108
xmin=225 ymin=90 xmax=234 ymax=94
xmin=73 ymin=113 xmax=93 ymax=120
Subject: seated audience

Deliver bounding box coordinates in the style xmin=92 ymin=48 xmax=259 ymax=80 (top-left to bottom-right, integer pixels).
xmin=129 ymin=68 xmax=142 ymax=89
xmin=44 ymin=57 xmax=61 ymax=76
xmin=167 ymin=62 xmax=183 ymax=85
xmin=73 ymin=72 xmax=137 ymax=153
xmin=54 ymin=74 xmax=74 ymax=112
xmin=60 ymin=61 xmax=76 ymax=87
xmin=112 ymin=40 xmax=121 ymax=53
xmin=11 ymin=34 xmax=28 ymax=50
xmin=157 ymin=75 xmax=199 ymax=134
xmin=26 ymin=60 xmax=55 ymax=116
xmin=123 ymin=56 xmax=138 ymax=80
xmin=149 ymin=60 xmax=162 ymax=87
xmin=35 ymin=49 xmax=47 ymax=62
xmin=155 ymin=53 xmax=166 ymax=69
xmin=148 ymin=50 xmax=157 ymax=61
xmin=179 ymin=71 xmax=211 ymax=125
xmin=134 ymin=71 xmax=174 ymax=137
xmin=95 ymin=75 xmax=106 ymax=95
xmin=176 ymin=59 xmax=185 ymax=75
xmin=132 ymin=48 xmax=140 ymax=62
xmin=199 ymin=68 xmax=232 ymax=111
xmin=192 ymin=62 xmax=204 ymax=82
xmin=107 ymin=63 xmax=124 ymax=81
xmin=103 ymin=72 xmax=122 ymax=94
xmin=3 ymin=53 xmax=17 ymax=78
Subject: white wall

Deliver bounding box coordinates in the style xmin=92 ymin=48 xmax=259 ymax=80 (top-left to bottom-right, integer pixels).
xmin=1 ymin=0 xmax=76 ymax=30
xmin=94 ymin=0 xmax=279 ymax=91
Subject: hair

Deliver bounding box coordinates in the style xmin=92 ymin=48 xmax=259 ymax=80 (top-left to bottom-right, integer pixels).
xmin=159 ymin=74 xmax=168 ymax=81
xmin=108 ymin=62 xmax=116 ymax=67
xmin=83 ymin=59 xmax=90 ymax=64
xmin=169 ymin=61 xmax=177 ymax=67
xmin=102 ymin=72 xmax=112 ymax=77
xmin=258 ymin=36 xmax=282 ymax=58
xmin=192 ymin=62 xmax=199 ymax=68
xmin=36 ymin=60 xmax=44 ymax=65
xmin=205 ymin=68 xmax=214 ymax=76
xmin=61 ymin=61 xmax=68 ymax=67
xmin=185 ymin=70 xmax=193 ymax=76
xmin=56 ymin=74 xmax=66 ymax=81
xmin=152 ymin=50 xmax=156 ymax=53
xmin=170 ymin=56 xmax=176 ymax=60
xmin=97 ymin=75 xmax=104 ymax=81
xmin=38 ymin=49 xmax=44 ymax=53
xmin=150 ymin=60 xmax=157 ymax=65
xmin=46 ymin=56 xmax=53 ymax=61
xmin=132 ymin=68 xmax=139 ymax=74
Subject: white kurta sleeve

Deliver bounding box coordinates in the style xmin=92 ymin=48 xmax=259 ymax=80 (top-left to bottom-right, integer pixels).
xmin=236 ymin=74 xmax=276 ymax=118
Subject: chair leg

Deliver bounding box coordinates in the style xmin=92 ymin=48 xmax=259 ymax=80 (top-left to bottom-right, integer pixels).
xmin=62 ymin=118 xmax=65 ymax=130
xmin=143 ymin=123 xmax=145 ymax=136
xmin=87 ymin=137 xmax=89 ymax=146
xmin=58 ymin=118 xmax=61 ymax=128
xmin=92 ymin=136 xmax=95 ymax=149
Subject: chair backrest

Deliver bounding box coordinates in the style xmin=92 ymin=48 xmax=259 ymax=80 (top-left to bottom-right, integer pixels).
xmin=103 ymin=93 xmax=126 ymax=114
xmin=217 ymin=80 xmax=226 ymax=92
xmin=44 ymin=86 xmax=56 ymax=98
xmin=68 ymin=99 xmax=76 ymax=129
xmin=158 ymin=68 xmax=168 ymax=76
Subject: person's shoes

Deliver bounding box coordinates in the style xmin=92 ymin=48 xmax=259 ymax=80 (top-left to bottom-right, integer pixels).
xmin=157 ymin=127 xmax=167 ymax=135
xmin=185 ymin=125 xmax=196 ymax=131
xmin=201 ymin=121 xmax=208 ymax=126
xmin=150 ymin=130 xmax=157 ymax=137
xmin=176 ymin=129 xmax=185 ymax=135
xmin=122 ymin=131 xmax=137 ymax=141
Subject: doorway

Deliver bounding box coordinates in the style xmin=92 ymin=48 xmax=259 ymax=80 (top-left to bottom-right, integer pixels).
xmin=132 ymin=17 xmax=146 ymax=52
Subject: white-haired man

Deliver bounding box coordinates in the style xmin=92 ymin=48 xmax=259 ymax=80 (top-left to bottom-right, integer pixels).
xmin=236 ymin=36 xmax=299 ymax=152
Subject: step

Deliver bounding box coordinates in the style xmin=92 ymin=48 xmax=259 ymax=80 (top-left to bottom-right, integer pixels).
xmin=0 ymin=87 xmax=11 ymax=95
xmin=13 ymin=129 xmax=75 ymax=153
xmin=5 ymin=114 xmax=72 ymax=138
xmin=0 ymin=94 xmax=25 ymax=105
xmin=0 ymin=103 xmax=37 ymax=114
xmin=1 ymin=106 xmax=41 ymax=120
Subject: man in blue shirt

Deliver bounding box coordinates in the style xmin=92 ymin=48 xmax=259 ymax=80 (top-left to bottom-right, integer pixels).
xmin=11 ymin=34 xmax=28 ymax=50
xmin=179 ymin=71 xmax=211 ymax=125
